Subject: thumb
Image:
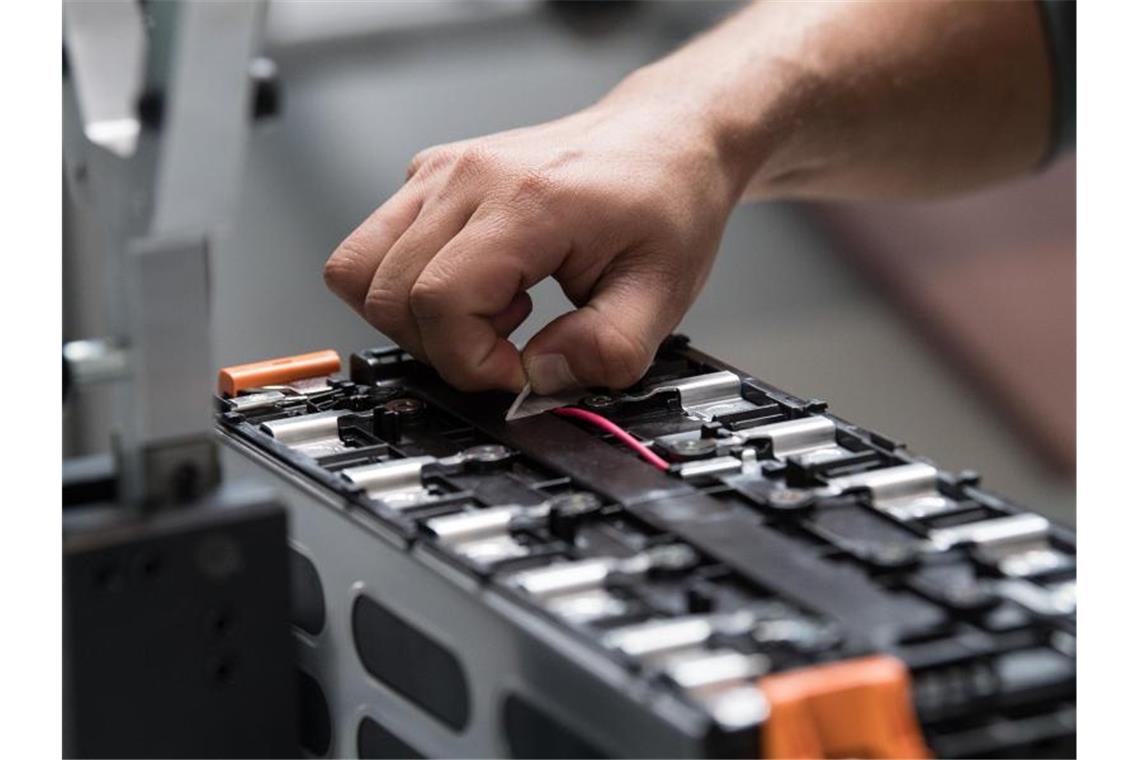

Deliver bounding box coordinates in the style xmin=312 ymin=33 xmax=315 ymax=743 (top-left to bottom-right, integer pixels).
xmin=521 ymin=267 xmax=682 ymax=394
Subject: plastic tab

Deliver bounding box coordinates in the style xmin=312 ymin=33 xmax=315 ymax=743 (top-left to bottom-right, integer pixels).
xmin=217 ymin=349 xmax=341 ymax=396
xmin=757 ymin=655 xmax=930 ymax=759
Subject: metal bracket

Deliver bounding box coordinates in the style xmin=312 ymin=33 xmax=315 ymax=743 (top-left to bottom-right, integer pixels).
xmin=340 ymin=456 xmax=439 ymax=509
xmin=824 ymin=463 xmax=957 ymax=521
xmin=733 ymin=416 xmax=849 ymax=464
xmin=261 ymin=410 xmax=353 ymax=458
xmin=626 ymin=371 xmax=760 ymax=421
xmin=133 ymin=435 xmax=221 ymax=507
xmin=64 ymin=2 xmax=267 ymax=511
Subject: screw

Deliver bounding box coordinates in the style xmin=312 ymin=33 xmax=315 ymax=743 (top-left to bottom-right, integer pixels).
xmin=767 ymin=488 xmax=814 ymax=510
xmin=582 ymin=394 xmax=615 ymax=409
xmin=661 ymin=437 xmax=717 ymax=461
xmin=384 ymin=397 xmax=424 ymax=416
xmin=463 ymin=444 xmax=512 ymax=464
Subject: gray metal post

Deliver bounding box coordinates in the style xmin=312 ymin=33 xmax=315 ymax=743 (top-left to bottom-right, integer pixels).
xmin=63 ymin=0 xmax=265 ymax=507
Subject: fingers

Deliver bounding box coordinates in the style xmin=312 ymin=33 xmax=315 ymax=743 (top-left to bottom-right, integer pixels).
xmin=408 ymin=211 xmax=569 ymax=391
xmin=328 ymin=142 xmax=551 ymax=386
xmin=521 ymin=260 xmax=685 ymax=394
xmin=361 ymin=196 xmax=478 ymax=360
xmin=324 ymin=141 xmax=481 ymax=325
xmin=406 ymin=138 xmax=475 ymax=180
xmin=324 ymin=183 xmax=423 ymax=315
xmin=490 ymin=291 xmax=534 ymax=337
xmin=330 ymin=132 xmax=698 ymax=396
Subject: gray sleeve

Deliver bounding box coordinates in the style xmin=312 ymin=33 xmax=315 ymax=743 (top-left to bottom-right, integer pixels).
xmin=1037 ymin=0 xmax=1076 ymax=162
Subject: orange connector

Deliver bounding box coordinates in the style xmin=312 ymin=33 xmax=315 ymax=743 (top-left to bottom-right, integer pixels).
xmin=217 ymin=349 xmax=341 ymax=397
xmin=757 ymin=655 xmax=930 ymax=759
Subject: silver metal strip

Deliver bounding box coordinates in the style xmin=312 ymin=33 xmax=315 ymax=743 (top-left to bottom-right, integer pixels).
xmin=260 ymin=409 xmax=352 ymax=458
xmin=927 ymin=513 xmax=1051 ymax=559
xmin=826 ymin=462 xmax=957 ymax=520
xmin=545 ymin=589 xmax=630 ymax=625
xmin=603 ymin=616 xmax=715 ymax=659
xmin=341 ymin=456 xmax=437 ymax=508
xmin=670 ymin=371 xmax=749 ymax=419
xmin=454 ymin=535 xmax=530 ymax=565
xmin=736 ymin=416 xmax=839 ymax=459
xmin=509 ymin=559 xmax=616 ymax=599
xmin=426 ymin=506 xmax=524 ymax=543
xmin=665 ymin=650 xmax=770 ymax=691
xmin=676 ymin=456 xmax=744 ymax=480
xmin=626 ymin=371 xmax=757 ymax=421
xmin=697 ymin=685 xmax=771 ymax=730
xmin=999 ymin=548 xmax=1072 ymax=578
xmin=261 ymin=410 xmax=347 ymax=444
xmin=999 ymin=578 xmax=1076 ymax=616
xmin=827 ymin=462 xmax=937 ymax=501
xmin=227 ymin=390 xmax=287 ymax=412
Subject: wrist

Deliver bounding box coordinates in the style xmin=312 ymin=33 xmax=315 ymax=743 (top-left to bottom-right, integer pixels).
xmin=599 ymin=61 xmax=764 ymax=206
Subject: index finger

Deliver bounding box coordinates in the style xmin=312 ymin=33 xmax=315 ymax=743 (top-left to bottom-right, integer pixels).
xmin=324 ymin=181 xmax=423 ymax=315
xmin=408 ymin=212 xmax=568 ymax=391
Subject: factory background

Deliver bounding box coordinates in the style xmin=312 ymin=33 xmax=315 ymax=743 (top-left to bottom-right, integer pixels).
xmin=62 ymin=0 xmax=1074 ymax=524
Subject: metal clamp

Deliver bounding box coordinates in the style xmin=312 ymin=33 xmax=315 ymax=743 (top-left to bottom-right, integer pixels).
xmin=624 ymin=371 xmax=760 ymax=421
xmin=510 ymin=558 xmax=617 ymax=599
xmin=999 ymin=578 xmax=1076 ymax=617
xmin=926 ymin=513 xmax=1051 ymax=561
xmin=825 ymin=463 xmax=956 ymax=521
xmin=225 ymin=390 xmax=288 ymax=413
xmin=507 ymin=544 xmax=699 ymax=599
xmin=602 ymin=610 xmax=756 ymax=660
xmin=675 ymin=449 xmax=760 ymax=480
xmin=603 ymin=616 xmax=717 ymax=659
xmin=426 ymin=503 xmax=545 ymax=543
xmin=665 ymin=649 xmax=770 ymax=692
xmin=734 ymin=416 xmax=847 ymax=464
xmin=340 ymin=456 xmax=438 ymax=509
xmin=425 ymin=492 xmax=596 ymax=567
xmin=260 ymin=410 xmax=352 ymax=458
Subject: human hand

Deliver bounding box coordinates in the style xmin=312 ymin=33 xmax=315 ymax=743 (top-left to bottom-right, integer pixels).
xmin=325 ymin=0 xmax=1055 ymax=394
xmin=323 ymin=81 xmax=743 ymax=394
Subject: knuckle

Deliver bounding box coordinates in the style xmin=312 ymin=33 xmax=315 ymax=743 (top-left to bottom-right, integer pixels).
xmin=362 ymin=287 xmax=404 ymax=333
xmin=408 ymin=276 xmax=449 ymax=321
xmin=451 ymin=145 xmax=494 ymax=179
xmin=508 ymin=169 xmax=555 ymax=209
xmin=409 ymin=146 xmax=455 ymax=179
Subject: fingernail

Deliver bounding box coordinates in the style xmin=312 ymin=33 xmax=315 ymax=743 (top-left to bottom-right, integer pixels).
xmin=526 ymin=354 xmax=579 ymax=395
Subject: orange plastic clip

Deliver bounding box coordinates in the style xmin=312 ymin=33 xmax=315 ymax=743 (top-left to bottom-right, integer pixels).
xmin=757 ymin=655 xmax=930 ymax=759
xmin=217 ymin=349 xmax=341 ymax=397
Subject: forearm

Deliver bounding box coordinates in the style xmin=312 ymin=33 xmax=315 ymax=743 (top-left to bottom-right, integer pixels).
xmin=325 ymin=0 xmax=1059 ymax=394
xmin=606 ymin=0 xmax=1054 ymax=201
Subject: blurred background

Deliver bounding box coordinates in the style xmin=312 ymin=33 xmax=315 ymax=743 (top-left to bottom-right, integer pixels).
xmin=63 ymin=0 xmax=1074 ymax=524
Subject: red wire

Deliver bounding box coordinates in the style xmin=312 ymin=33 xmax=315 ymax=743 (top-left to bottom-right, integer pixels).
xmin=552 ymin=406 xmax=670 ymax=471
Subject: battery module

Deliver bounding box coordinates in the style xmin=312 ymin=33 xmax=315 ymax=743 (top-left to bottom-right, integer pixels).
xmin=216 ymin=336 xmax=1075 ymax=759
